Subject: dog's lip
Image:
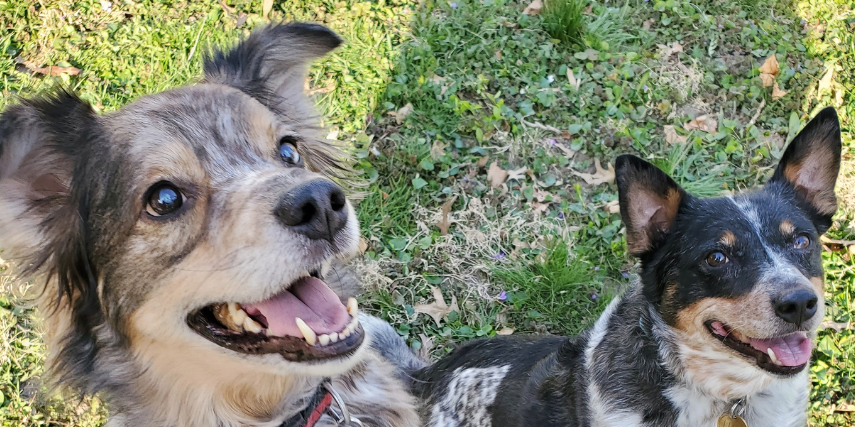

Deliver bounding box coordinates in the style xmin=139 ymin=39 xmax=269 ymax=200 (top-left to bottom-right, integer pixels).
xmin=185 ymin=270 xmax=364 ymax=362
xmin=704 ymin=320 xmax=810 ymax=375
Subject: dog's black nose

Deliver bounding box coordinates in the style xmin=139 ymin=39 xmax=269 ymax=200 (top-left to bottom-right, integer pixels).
xmin=774 ymin=288 xmax=818 ymax=325
xmin=275 ymin=180 xmax=348 ymax=241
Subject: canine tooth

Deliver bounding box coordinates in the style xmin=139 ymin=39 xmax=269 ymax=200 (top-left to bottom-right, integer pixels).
xmin=766 ymin=348 xmax=781 ymax=365
xmin=228 ymin=303 xmax=248 ymax=325
xmin=318 ymin=334 xmax=330 ymax=346
xmin=348 ymin=317 xmax=359 ymax=330
xmin=213 ymin=304 xmax=241 ymax=331
xmin=329 ymin=332 xmax=339 ymax=343
xmin=243 ymin=317 xmax=263 ymax=333
xmin=295 ymin=318 xmax=317 ymax=346
xmin=347 ymin=298 xmax=358 ymax=315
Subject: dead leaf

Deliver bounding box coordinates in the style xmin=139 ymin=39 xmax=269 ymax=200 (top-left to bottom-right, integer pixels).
xmin=771 ymin=81 xmax=788 ymax=100
xmin=820 ymin=320 xmax=851 ymax=332
xmin=603 ymin=199 xmax=620 ymax=214
xmin=358 ymin=238 xmax=369 ymax=254
xmin=818 ymin=67 xmax=834 ymax=94
xmin=554 ymin=142 xmax=576 ymax=158
xmin=567 ymin=68 xmax=580 ymax=90
xmin=684 ymin=115 xmax=717 ymax=134
xmin=522 ymin=0 xmax=542 ymax=15
xmin=496 ymin=327 xmax=515 ymax=335
xmin=521 ymin=118 xmax=561 ymax=134
xmin=759 ymin=55 xmax=780 ymax=76
xmin=570 ymin=159 xmax=615 ymax=186
xmin=835 ymin=402 xmax=855 ymax=412
xmin=583 ymin=4 xmax=595 ymax=15
xmin=759 ymin=72 xmax=776 ymax=87
xmin=487 ymin=162 xmax=509 ymax=188
xmin=262 ymin=0 xmax=273 ymax=17
xmin=664 ymin=125 xmax=687 ymax=144
xmin=507 ymin=166 xmax=528 ymax=181
xmin=429 ymin=74 xmax=453 ymax=95
xmin=477 ymin=156 xmax=490 ymax=168
xmin=437 ymin=196 xmax=457 ymax=236
xmin=388 ymin=103 xmax=414 ymax=124
xmin=27 ymin=65 xmax=81 ymax=76
xmin=414 ymin=286 xmax=459 ymax=326
xmin=657 ymin=42 xmax=683 ymax=58
xmin=642 ymin=19 xmax=654 ymax=30
xmin=431 ymin=139 xmax=448 ymax=159
xmin=418 ymin=333 xmax=435 ymax=359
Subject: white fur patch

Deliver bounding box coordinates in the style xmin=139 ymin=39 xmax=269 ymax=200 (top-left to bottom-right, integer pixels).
xmin=428 ymin=365 xmax=511 ymax=427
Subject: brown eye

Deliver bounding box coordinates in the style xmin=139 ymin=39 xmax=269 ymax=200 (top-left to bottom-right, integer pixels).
xmin=146 ymin=182 xmax=184 ymax=217
xmin=794 ymin=234 xmax=810 ymax=249
xmin=706 ymin=251 xmax=728 ymax=267
xmin=279 ymin=136 xmax=302 ymax=166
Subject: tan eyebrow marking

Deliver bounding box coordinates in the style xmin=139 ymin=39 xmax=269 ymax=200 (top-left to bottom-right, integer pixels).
xmin=780 ymin=220 xmax=795 ymax=235
xmin=719 ymin=231 xmax=736 ymax=246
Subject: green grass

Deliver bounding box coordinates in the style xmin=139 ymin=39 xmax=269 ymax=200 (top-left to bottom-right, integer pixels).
xmin=1 ymin=0 xmax=853 ymax=425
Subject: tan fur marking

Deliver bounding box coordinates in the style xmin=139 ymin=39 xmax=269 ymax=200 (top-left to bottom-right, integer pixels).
xmin=719 ymin=231 xmax=736 ymax=246
xmin=779 ymin=220 xmax=795 ymax=236
xmin=809 ymin=276 xmax=824 ymax=294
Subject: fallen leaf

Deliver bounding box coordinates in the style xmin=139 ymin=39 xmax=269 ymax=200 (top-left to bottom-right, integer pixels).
xmin=820 ymin=320 xmax=851 ymax=332
xmin=642 ymin=19 xmax=654 ymax=30
xmin=684 ymin=115 xmax=717 ymax=134
xmin=358 ymin=238 xmax=369 ymax=254
xmin=603 ymin=199 xmax=620 ymax=214
xmin=521 ymin=118 xmax=561 ymax=134
xmin=759 ymin=72 xmax=776 ymax=88
xmin=496 ymin=327 xmax=515 ymax=336
xmin=414 ymin=286 xmax=459 ymax=326
xmin=487 ymin=162 xmax=509 ymax=188
xmin=771 ymin=81 xmax=788 ymax=100
xmin=262 ymin=0 xmax=273 ymax=17
xmin=566 ymin=68 xmax=580 ymax=90
xmin=583 ymin=4 xmax=595 ymax=15
xmin=495 ymin=50 xmax=502 ymax=61
xmin=417 ymin=333 xmax=434 ymax=359
xmin=477 ymin=156 xmax=490 ymax=168
xmin=429 ymin=74 xmax=453 ymax=95
xmin=554 ymin=142 xmax=576 ymax=158
xmin=663 ymin=125 xmax=687 ymax=144
xmin=437 ymin=196 xmax=457 ymax=236
xmin=27 ymin=65 xmax=81 ymax=76
xmin=388 ymin=103 xmax=414 ymax=124
xmin=656 ymin=42 xmax=683 ymax=58
xmin=430 ymin=139 xmax=448 ymax=159
xmin=522 ymin=0 xmax=542 ymax=15
xmin=759 ymin=55 xmax=779 ymax=76
xmin=818 ymin=67 xmax=834 ymax=94
xmin=835 ymin=402 xmax=855 ymax=412
xmin=507 ymin=166 xmax=528 ymax=181
xmin=570 ymin=158 xmax=615 ymax=186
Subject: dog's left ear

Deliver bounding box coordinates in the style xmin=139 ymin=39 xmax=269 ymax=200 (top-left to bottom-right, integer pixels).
xmin=769 ymin=107 xmax=841 ymax=233
xmin=203 ymin=22 xmax=342 ymax=121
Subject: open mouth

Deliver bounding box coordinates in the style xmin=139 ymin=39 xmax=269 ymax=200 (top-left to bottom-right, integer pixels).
xmin=187 ymin=270 xmax=364 ymax=363
xmin=705 ymin=320 xmax=812 ymax=375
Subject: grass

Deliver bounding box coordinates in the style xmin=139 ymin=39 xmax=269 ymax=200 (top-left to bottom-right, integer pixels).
xmin=0 ymin=0 xmax=853 ymax=425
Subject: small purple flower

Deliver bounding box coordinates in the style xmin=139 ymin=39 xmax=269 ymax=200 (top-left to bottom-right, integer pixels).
xmin=591 ymin=293 xmax=598 ymax=300
xmin=558 ymin=212 xmax=564 ymax=219
xmin=548 ymin=138 xmax=557 ymax=147
xmin=801 ymin=19 xmax=807 ymax=25
xmin=622 ymin=272 xmax=629 ymax=278
xmin=594 ymin=266 xmax=600 ymax=271
xmin=718 ymin=24 xmax=723 ymax=29
xmin=493 ymin=252 xmax=506 ymax=260
xmin=450 ymin=2 xmax=457 ymax=8
xmin=643 ymin=84 xmax=649 ymax=90
xmin=498 ymin=291 xmax=508 ymax=301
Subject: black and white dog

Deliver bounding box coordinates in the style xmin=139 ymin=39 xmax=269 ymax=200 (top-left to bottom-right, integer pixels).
xmin=395 ymin=107 xmax=841 ymax=427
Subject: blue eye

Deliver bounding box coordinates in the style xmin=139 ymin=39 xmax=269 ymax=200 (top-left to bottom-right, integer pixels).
xmin=279 ymin=137 xmax=302 ymax=166
xmin=146 ymin=183 xmax=183 ymax=217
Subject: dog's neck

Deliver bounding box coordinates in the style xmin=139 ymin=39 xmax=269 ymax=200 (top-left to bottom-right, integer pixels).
xmin=578 ymin=286 xmax=809 ymax=427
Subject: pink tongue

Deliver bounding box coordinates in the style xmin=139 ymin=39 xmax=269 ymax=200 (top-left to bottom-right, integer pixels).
xmin=243 ymin=277 xmax=349 ymax=337
xmin=750 ymin=333 xmax=813 ymax=367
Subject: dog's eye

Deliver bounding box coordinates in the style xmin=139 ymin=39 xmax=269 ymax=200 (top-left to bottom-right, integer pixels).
xmin=279 ymin=136 xmax=303 ymax=167
xmin=794 ymin=234 xmax=810 ymax=249
xmin=706 ymin=251 xmax=728 ymax=267
xmin=146 ymin=183 xmax=184 ymax=217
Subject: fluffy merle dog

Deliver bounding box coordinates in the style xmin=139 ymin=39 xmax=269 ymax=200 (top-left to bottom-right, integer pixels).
xmin=389 ymin=107 xmax=842 ymax=427
xmin=0 ymin=23 xmax=419 ymax=426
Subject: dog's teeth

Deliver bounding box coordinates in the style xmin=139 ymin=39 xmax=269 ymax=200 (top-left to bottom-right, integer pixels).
xmin=228 ymin=302 xmax=248 ymax=326
xmin=213 ymin=303 xmax=242 ymax=331
xmin=347 ymin=297 xmax=358 ymax=316
xmin=766 ymin=348 xmax=782 ymax=365
xmin=243 ymin=317 xmax=263 ymax=333
xmin=329 ymin=332 xmax=339 ymax=343
xmin=340 ymin=328 xmax=350 ymax=339
xmin=318 ymin=334 xmax=330 ymax=346
xmin=295 ymin=318 xmax=317 ymax=346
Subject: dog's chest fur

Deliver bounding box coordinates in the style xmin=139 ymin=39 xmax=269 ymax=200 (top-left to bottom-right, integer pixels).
xmin=414 ymin=290 xmax=809 ymax=427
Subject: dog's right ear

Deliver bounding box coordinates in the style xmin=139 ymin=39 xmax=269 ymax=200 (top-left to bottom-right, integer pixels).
xmin=203 ymin=22 xmax=342 ymax=123
xmin=615 ymin=155 xmax=686 ymax=256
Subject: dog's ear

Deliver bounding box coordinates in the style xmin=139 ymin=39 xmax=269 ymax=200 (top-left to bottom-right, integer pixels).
xmin=203 ymin=22 xmax=342 ymax=122
xmin=769 ymin=107 xmax=841 ymax=233
xmin=615 ymin=155 xmax=686 ymax=256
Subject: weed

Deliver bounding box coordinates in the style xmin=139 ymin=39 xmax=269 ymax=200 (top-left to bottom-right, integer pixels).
xmin=542 ymin=0 xmax=587 ymax=45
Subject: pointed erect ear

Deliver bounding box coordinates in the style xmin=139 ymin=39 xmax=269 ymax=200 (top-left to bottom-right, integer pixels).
xmin=769 ymin=107 xmax=841 ymax=226
xmin=615 ymin=155 xmax=686 ymax=256
xmin=203 ymin=22 xmax=343 ymax=118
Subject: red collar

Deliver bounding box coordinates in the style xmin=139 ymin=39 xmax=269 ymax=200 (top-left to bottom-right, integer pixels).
xmin=280 ymin=387 xmax=333 ymax=427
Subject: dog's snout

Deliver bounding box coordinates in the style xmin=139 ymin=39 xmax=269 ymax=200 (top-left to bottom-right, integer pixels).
xmin=275 ymin=180 xmax=348 ymax=241
xmin=773 ymin=288 xmax=818 ymax=325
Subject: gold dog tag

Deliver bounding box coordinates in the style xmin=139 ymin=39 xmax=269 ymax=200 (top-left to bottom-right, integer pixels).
xmin=717 ymin=414 xmax=748 ymax=427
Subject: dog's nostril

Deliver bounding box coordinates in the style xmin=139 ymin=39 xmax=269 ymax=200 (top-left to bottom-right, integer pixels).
xmin=330 ymin=189 xmax=346 ymax=212
xmin=298 ymin=203 xmax=317 ymax=225
xmin=774 ymin=288 xmax=819 ymax=325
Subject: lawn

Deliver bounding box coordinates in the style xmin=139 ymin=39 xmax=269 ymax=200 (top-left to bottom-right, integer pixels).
xmin=0 ymin=0 xmax=852 ymax=425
